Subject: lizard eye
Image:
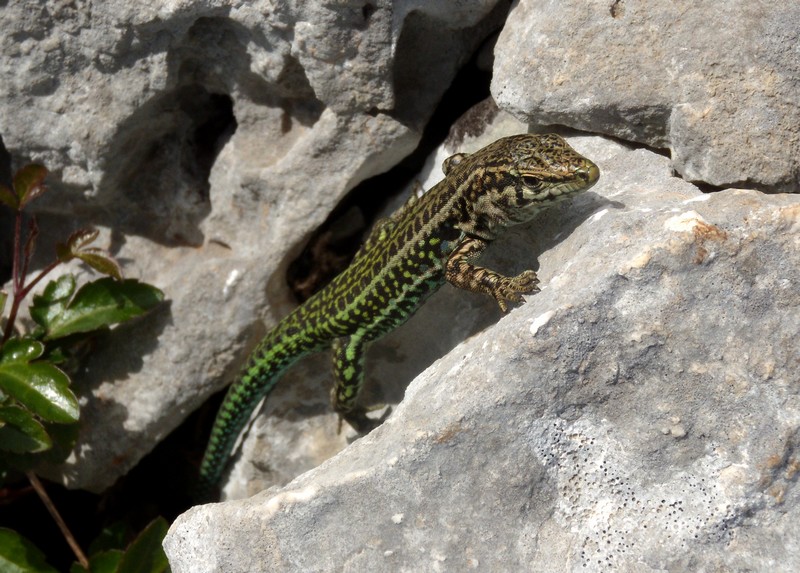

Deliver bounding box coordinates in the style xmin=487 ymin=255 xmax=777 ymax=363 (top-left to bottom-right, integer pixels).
xmin=521 ymin=175 xmax=543 ymax=189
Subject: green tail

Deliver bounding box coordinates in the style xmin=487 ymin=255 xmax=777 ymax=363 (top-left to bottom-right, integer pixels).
xmin=195 ymin=318 xmax=328 ymax=500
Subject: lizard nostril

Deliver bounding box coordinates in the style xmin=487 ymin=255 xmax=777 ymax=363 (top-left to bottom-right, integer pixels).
xmin=578 ymin=162 xmax=600 ymax=186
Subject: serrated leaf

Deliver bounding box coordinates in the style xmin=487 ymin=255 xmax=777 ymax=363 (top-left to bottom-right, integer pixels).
xmin=0 ymin=405 xmax=52 ymax=453
xmin=30 ymin=275 xmax=77 ymax=330
xmin=0 ymin=363 xmax=78 ymax=423
xmin=56 ymin=230 xmax=122 ymax=279
xmin=38 ymin=274 xmax=76 ymax=301
xmin=13 ymin=164 xmax=48 ymax=209
xmin=76 ymin=251 xmax=123 ymax=281
xmin=0 ymin=184 xmax=18 ymax=210
xmin=44 ymin=278 xmax=163 ymax=340
xmin=0 ymin=527 xmax=59 ymax=573
xmin=0 ymin=339 xmax=78 ymax=423
xmin=70 ymin=550 xmax=124 ymax=573
xmin=116 ymin=518 xmax=169 ymax=573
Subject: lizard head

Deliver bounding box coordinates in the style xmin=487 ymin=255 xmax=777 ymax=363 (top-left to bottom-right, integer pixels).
xmin=450 ymin=133 xmax=599 ymax=238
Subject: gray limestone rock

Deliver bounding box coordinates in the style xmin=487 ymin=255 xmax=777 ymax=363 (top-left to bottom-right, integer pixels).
xmin=0 ymin=0 xmax=507 ymax=491
xmin=492 ymin=0 xmax=800 ymax=193
xmin=3 ymin=1 xmax=798 ymax=569
xmin=165 ymin=133 xmax=800 ymax=572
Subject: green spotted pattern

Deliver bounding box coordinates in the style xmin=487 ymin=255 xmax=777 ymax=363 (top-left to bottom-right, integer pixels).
xmin=196 ymin=134 xmax=599 ymax=498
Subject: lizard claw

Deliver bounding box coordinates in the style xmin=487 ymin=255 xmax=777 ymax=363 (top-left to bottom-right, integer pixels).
xmin=492 ymin=270 xmax=540 ymax=313
xmin=515 ymin=270 xmax=541 ymax=292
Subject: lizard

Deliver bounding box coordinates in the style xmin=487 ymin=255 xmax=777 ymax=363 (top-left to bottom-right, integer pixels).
xmin=196 ymin=133 xmax=599 ymax=499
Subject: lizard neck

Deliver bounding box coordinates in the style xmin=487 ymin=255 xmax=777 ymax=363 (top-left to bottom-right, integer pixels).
xmin=448 ymin=167 xmax=504 ymax=241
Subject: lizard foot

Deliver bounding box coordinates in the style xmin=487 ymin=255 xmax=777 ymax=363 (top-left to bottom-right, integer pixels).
xmin=492 ymin=270 xmax=540 ymax=313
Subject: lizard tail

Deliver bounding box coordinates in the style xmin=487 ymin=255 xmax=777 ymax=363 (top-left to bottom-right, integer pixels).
xmin=194 ymin=322 xmax=326 ymax=501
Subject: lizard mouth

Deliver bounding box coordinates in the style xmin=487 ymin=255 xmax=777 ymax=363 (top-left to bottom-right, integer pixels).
xmin=523 ymin=161 xmax=599 ymax=203
xmin=580 ymin=162 xmax=600 ymax=187
xmin=553 ymin=160 xmax=600 ymax=197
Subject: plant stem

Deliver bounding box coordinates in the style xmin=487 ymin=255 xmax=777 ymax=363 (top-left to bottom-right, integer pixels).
xmin=2 ymin=259 xmax=60 ymax=345
xmin=1 ymin=296 xmax=21 ymax=345
xmin=1 ymin=207 xmax=58 ymax=345
xmin=19 ymin=259 xmax=61 ymax=300
xmin=1 ymin=211 xmax=24 ymax=345
xmin=26 ymin=471 xmax=90 ymax=569
xmin=12 ymin=208 xmax=22 ymax=291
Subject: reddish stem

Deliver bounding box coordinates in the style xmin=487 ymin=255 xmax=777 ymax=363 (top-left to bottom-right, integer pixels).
xmin=1 ymin=209 xmax=59 ymax=345
xmin=19 ymin=260 xmax=61 ymax=300
xmin=12 ymin=209 xmax=22 ymax=291
xmin=1 ymin=211 xmax=23 ymax=345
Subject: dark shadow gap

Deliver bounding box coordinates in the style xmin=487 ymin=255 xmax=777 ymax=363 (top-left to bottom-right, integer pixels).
xmin=287 ymin=47 xmax=495 ymax=301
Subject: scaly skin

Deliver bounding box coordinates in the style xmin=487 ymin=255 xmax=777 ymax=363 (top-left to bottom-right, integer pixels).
xmin=197 ymin=134 xmax=599 ymax=498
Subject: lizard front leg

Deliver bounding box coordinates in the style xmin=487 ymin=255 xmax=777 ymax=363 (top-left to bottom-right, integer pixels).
xmin=445 ymin=236 xmax=540 ymax=313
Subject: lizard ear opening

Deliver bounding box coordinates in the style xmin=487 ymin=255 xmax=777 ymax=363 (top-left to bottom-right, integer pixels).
xmin=442 ymin=153 xmax=468 ymax=175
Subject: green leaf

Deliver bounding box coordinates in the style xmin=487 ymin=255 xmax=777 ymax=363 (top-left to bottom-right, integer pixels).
xmin=56 ymin=229 xmax=99 ymax=264
xmin=0 ymin=406 xmax=52 ymax=453
xmin=0 ymin=290 xmax=7 ymax=317
xmin=67 ymin=228 xmax=100 ymax=252
xmin=116 ymin=518 xmax=169 ymax=573
xmin=0 ymin=527 xmax=59 ymax=573
xmin=89 ymin=522 xmax=129 ymax=554
xmin=0 ymin=420 xmax=80 ymax=472
xmin=13 ymin=164 xmax=48 ymax=210
xmin=76 ymin=251 xmax=123 ymax=281
xmin=55 ymin=230 xmax=123 ymax=280
xmin=0 ymin=363 xmax=78 ymax=423
xmin=0 ymin=339 xmax=45 ymax=364
xmin=30 ymin=275 xmax=77 ymax=330
xmin=70 ymin=550 xmax=124 ymax=573
xmin=0 ymin=339 xmax=79 ymax=423
xmin=44 ymin=278 xmax=163 ymax=340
